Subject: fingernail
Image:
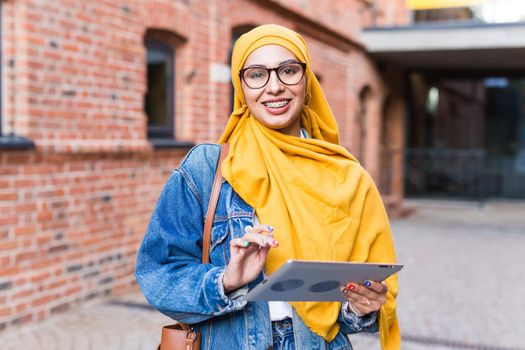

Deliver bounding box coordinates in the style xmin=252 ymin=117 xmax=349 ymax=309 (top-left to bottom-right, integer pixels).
xmin=244 ymin=226 xmax=252 ymax=233
xmin=341 ymin=288 xmax=349 ymax=295
xmin=242 ymin=241 xmax=251 ymax=247
xmin=364 ymin=280 xmax=372 ymax=288
xmin=272 ymin=240 xmax=279 ymax=247
xmin=347 ymin=283 xmax=356 ymax=291
xmin=267 ymin=225 xmax=274 ymax=232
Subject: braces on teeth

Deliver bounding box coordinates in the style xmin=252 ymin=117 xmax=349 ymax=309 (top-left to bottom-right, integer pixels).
xmin=265 ymin=100 xmax=289 ymax=108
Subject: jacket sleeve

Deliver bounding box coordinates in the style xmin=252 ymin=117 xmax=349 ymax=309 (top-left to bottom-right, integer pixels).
xmin=337 ymin=303 xmax=379 ymax=334
xmin=135 ymin=169 xmax=246 ymax=324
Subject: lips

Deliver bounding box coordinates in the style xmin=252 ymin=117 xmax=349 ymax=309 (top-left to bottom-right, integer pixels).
xmin=261 ymin=98 xmax=292 ymax=115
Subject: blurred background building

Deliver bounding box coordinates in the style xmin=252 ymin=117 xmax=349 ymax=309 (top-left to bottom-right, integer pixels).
xmin=363 ymin=0 xmax=525 ymax=200
xmin=1 ymin=0 xmax=524 ymax=335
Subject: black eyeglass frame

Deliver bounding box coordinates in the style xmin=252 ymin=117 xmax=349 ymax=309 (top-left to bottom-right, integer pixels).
xmin=239 ymin=61 xmax=307 ymax=89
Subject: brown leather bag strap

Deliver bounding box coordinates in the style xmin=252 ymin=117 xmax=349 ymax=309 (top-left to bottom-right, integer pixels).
xmin=159 ymin=145 xmax=226 ymax=350
xmin=202 ymin=143 xmax=229 ymax=264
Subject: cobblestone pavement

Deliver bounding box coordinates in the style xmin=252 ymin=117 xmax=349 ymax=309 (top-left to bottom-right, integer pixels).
xmin=350 ymin=200 xmax=525 ymax=350
xmin=1 ymin=200 xmax=524 ymax=350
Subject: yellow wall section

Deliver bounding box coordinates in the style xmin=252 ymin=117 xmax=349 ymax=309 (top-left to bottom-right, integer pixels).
xmin=407 ymin=0 xmax=486 ymax=10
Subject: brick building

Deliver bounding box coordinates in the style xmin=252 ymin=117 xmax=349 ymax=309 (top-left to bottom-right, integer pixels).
xmin=0 ymin=0 xmax=408 ymax=330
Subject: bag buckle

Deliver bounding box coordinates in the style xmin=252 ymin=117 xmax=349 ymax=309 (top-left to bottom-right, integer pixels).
xmin=184 ymin=328 xmax=197 ymax=350
xmin=186 ymin=328 xmax=197 ymax=340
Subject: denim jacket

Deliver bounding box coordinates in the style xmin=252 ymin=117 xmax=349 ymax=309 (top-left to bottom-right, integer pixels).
xmin=135 ymin=144 xmax=379 ymax=350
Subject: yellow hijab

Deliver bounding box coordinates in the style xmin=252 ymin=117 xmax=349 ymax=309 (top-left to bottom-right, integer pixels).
xmin=219 ymin=24 xmax=400 ymax=349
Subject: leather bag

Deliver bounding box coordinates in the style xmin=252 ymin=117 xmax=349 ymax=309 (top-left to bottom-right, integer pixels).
xmin=158 ymin=143 xmax=229 ymax=350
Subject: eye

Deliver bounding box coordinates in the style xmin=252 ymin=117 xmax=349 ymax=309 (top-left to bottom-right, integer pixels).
xmin=279 ymin=64 xmax=300 ymax=76
xmin=250 ymin=72 xmax=264 ymax=79
xmin=246 ymin=68 xmax=268 ymax=80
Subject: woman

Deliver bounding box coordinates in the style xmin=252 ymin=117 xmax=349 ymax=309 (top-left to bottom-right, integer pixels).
xmin=136 ymin=24 xmax=400 ymax=350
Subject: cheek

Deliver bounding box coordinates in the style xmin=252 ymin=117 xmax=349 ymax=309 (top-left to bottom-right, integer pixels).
xmin=242 ymin=87 xmax=262 ymax=108
xmin=242 ymin=90 xmax=264 ymax=120
xmin=294 ymin=84 xmax=307 ymax=106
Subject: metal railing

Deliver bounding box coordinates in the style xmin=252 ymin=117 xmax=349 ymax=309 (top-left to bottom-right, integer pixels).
xmin=404 ymin=148 xmax=486 ymax=199
xmin=378 ymin=148 xmax=525 ymax=199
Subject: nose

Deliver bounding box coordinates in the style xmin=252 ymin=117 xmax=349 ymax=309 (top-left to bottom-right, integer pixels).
xmin=265 ymin=71 xmax=284 ymax=94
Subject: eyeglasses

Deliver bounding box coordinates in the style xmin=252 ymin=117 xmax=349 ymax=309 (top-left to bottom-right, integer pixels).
xmin=239 ymin=61 xmax=306 ymax=89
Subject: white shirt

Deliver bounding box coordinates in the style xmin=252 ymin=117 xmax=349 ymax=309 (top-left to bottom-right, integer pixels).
xmin=253 ymin=214 xmax=294 ymax=321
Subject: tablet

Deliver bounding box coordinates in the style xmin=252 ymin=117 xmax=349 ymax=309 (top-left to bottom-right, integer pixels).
xmin=244 ymin=260 xmax=403 ymax=302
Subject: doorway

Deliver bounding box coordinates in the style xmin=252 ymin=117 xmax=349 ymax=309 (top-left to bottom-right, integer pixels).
xmin=406 ymin=71 xmax=525 ymax=199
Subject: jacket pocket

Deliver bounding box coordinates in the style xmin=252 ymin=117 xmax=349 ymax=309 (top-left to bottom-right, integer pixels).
xmin=209 ymin=220 xmax=230 ymax=266
xmin=208 ymin=215 xmax=252 ymax=266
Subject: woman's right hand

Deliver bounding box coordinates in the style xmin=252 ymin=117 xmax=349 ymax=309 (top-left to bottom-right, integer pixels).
xmin=222 ymin=224 xmax=278 ymax=293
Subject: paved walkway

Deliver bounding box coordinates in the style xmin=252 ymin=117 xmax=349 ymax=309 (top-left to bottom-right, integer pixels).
xmin=1 ymin=200 xmax=524 ymax=350
xmin=350 ymin=200 xmax=525 ymax=350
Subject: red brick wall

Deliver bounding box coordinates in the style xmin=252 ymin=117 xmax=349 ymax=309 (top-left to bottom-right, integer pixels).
xmin=0 ymin=0 xmax=408 ymax=330
xmin=0 ymin=149 xmax=189 ymax=327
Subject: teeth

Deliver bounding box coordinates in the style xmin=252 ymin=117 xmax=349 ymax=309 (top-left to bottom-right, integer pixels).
xmin=264 ymin=100 xmax=289 ymax=108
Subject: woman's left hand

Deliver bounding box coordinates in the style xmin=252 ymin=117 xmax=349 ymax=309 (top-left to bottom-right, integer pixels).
xmin=339 ymin=280 xmax=388 ymax=316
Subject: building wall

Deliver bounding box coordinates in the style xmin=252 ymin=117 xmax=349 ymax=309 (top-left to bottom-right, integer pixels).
xmin=0 ymin=0 xmax=408 ymax=330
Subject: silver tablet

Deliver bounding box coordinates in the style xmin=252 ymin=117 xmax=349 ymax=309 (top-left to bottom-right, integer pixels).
xmin=244 ymin=260 xmax=403 ymax=302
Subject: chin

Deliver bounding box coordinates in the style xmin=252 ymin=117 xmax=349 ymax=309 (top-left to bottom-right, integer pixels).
xmin=252 ymin=105 xmax=300 ymax=133
xmin=263 ymin=117 xmax=293 ymax=129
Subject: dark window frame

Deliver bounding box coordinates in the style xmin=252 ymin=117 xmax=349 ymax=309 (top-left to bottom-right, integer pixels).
xmin=0 ymin=1 xmax=34 ymax=150
xmin=144 ymin=39 xmax=175 ymax=140
xmin=230 ymin=25 xmax=256 ymax=113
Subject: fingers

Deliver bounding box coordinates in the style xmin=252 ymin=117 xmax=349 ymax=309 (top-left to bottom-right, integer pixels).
xmin=341 ymin=285 xmax=373 ymax=306
xmin=230 ymin=225 xmax=279 ymax=250
xmin=230 ymin=236 xmax=276 ymax=249
xmin=241 ymin=232 xmax=278 ymax=248
xmin=340 ymin=287 xmax=369 ymax=316
xmin=365 ymin=280 xmax=388 ymax=294
xmin=344 ymin=298 xmax=364 ymax=316
xmin=247 ymin=224 xmax=274 ymax=234
xmin=346 ymin=280 xmax=387 ymax=298
xmin=230 ymin=237 xmax=253 ymax=249
xmin=340 ymin=280 xmax=388 ymax=313
xmin=242 ymin=225 xmax=278 ymax=248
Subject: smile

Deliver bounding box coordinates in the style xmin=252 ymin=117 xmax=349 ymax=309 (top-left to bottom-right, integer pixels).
xmin=262 ymin=100 xmax=290 ymax=108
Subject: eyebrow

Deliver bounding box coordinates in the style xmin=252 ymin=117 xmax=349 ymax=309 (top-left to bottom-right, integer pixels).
xmin=244 ymin=59 xmax=300 ymax=69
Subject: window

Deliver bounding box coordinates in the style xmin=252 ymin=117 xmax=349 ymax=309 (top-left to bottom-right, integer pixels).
xmin=144 ymin=39 xmax=174 ymax=139
xmin=357 ymin=86 xmax=373 ymax=165
xmin=229 ymin=25 xmax=255 ymax=113
xmin=0 ymin=1 xmax=34 ymax=150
